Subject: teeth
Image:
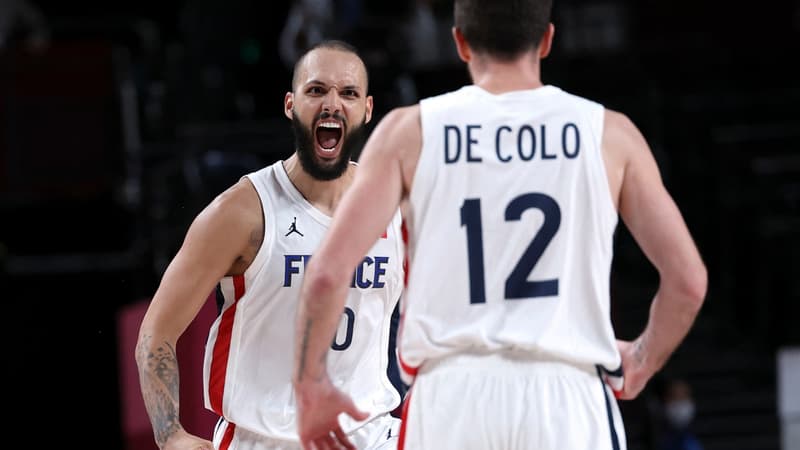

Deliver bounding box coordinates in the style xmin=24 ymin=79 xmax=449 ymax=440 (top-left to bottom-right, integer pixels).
xmin=319 ymin=122 xmax=341 ymax=129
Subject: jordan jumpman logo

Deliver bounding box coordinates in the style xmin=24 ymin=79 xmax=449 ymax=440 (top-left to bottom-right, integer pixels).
xmin=285 ymin=217 xmax=304 ymax=237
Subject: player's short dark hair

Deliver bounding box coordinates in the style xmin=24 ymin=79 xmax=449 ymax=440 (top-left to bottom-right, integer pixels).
xmin=291 ymin=40 xmax=369 ymax=92
xmin=454 ymin=0 xmax=553 ymax=61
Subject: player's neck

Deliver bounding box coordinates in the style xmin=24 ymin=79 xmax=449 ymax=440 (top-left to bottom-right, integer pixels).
xmin=283 ymin=154 xmax=355 ymax=216
xmin=469 ymin=55 xmax=544 ymax=94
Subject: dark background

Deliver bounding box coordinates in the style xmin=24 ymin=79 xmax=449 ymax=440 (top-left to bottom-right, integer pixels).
xmin=2 ymin=0 xmax=798 ymax=448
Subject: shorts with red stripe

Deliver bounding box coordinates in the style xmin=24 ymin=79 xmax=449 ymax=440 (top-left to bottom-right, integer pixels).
xmin=212 ymin=413 xmax=401 ymax=450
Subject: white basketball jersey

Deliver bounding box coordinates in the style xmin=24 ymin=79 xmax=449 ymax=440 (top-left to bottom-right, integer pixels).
xmin=399 ymin=85 xmax=620 ymax=381
xmin=203 ymin=161 xmax=403 ymax=440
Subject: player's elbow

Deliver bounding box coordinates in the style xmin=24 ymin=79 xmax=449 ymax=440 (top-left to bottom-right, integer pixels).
xmin=303 ymin=260 xmax=340 ymax=301
xmin=134 ymin=330 xmax=153 ymax=372
xmin=675 ymin=261 xmax=707 ymax=314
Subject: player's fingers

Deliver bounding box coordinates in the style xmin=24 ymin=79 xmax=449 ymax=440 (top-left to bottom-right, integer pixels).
xmin=299 ymin=437 xmax=318 ymax=450
xmin=617 ymin=376 xmax=641 ymax=400
xmin=332 ymin=426 xmax=356 ymax=450
xmin=312 ymin=435 xmax=329 ymax=450
xmin=339 ymin=393 xmax=369 ymax=421
xmin=320 ymin=434 xmax=339 ymax=450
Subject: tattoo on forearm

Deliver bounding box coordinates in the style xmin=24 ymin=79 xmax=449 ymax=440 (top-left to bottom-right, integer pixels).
xmin=297 ymin=318 xmax=312 ymax=382
xmin=634 ymin=334 xmax=648 ymax=365
xmin=137 ymin=335 xmax=182 ymax=446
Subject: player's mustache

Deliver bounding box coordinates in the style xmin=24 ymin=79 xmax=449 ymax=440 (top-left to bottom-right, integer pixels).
xmin=316 ymin=111 xmax=347 ymax=125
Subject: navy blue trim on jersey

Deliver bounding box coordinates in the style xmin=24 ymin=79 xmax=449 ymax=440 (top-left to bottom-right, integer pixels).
xmin=215 ymin=283 xmax=225 ymax=316
xmin=387 ymin=301 xmax=407 ymax=395
xmin=595 ymin=365 xmax=621 ymax=450
xmin=387 ymin=301 xmax=408 ymax=418
xmin=601 ymin=365 xmax=623 ymax=377
xmin=214 ymin=416 xmax=225 ymax=437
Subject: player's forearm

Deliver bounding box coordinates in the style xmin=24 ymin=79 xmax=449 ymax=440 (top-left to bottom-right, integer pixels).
xmin=135 ymin=333 xmax=184 ymax=447
xmin=294 ymin=262 xmax=350 ymax=387
xmin=637 ymin=268 xmax=707 ymax=373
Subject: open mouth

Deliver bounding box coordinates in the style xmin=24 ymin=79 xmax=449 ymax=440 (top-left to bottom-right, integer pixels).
xmin=315 ymin=121 xmax=343 ymax=154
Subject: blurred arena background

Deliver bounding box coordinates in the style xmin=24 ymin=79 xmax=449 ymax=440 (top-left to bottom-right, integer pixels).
xmin=1 ymin=0 xmax=798 ymax=448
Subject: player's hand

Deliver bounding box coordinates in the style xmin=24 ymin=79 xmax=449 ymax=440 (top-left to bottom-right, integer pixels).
xmin=161 ymin=429 xmax=214 ymax=450
xmin=296 ymin=376 xmax=369 ymax=450
xmin=615 ymin=338 xmax=655 ymax=400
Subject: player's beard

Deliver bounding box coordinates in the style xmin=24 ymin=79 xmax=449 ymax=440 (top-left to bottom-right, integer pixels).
xmin=291 ymin=110 xmax=367 ymax=181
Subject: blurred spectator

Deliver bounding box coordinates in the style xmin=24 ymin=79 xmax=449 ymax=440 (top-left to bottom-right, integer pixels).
xmin=0 ymin=0 xmax=49 ymax=52
xmin=174 ymin=0 xmax=267 ymax=123
xmin=336 ymin=0 xmax=364 ymax=34
xmin=401 ymin=0 xmax=439 ymax=69
xmin=278 ymin=0 xmax=336 ymax=69
xmin=657 ymin=378 xmax=704 ymax=450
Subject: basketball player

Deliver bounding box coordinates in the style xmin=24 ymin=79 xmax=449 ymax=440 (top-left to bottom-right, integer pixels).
xmin=292 ymin=1 xmax=708 ymax=449
xmin=135 ymin=41 xmax=403 ymax=450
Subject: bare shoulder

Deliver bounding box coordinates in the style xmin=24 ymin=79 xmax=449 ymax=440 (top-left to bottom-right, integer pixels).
xmin=601 ymin=109 xmax=659 ymax=207
xmin=384 ymin=104 xmax=421 ymax=125
xmin=188 ymin=176 xmax=264 ymax=274
xmin=371 ymin=104 xmax=421 ymax=151
xmin=602 ymin=108 xmax=650 ymax=160
xmin=204 ymin=176 xmax=262 ymax=224
xmin=368 ymin=105 xmax=421 ymax=193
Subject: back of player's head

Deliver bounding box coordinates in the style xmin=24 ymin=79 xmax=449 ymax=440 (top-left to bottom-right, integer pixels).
xmin=454 ymin=0 xmax=553 ymax=61
xmin=291 ymin=40 xmax=369 ymax=92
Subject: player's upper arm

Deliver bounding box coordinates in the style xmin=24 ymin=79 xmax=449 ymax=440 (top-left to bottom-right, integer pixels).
xmin=359 ymin=104 xmax=421 ymax=198
xmin=139 ymin=179 xmax=262 ymax=343
xmin=314 ymin=105 xmax=420 ymax=283
xmin=603 ymin=110 xmax=706 ymax=297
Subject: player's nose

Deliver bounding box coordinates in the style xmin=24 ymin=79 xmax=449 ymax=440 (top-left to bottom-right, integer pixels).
xmin=321 ymin=89 xmax=342 ymax=114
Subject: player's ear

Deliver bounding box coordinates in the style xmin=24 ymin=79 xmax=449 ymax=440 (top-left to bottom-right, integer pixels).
xmin=538 ymin=23 xmax=555 ymax=59
xmin=452 ymin=27 xmax=472 ymax=63
xmin=284 ymin=92 xmax=294 ymax=120
xmin=365 ymin=95 xmax=373 ymax=124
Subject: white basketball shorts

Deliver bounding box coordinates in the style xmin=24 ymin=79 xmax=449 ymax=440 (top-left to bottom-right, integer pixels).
xmin=213 ymin=412 xmax=401 ymax=450
xmin=398 ymin=351 xmax=626 ymax=450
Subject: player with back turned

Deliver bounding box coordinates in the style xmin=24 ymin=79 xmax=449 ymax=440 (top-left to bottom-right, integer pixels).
xmin=292 ymin=1 xmax=708 ymax=449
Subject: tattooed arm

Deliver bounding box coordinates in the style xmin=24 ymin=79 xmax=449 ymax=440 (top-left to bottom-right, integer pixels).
xmin=135 ymin=336 xmax=185 ymax=446
xmin=135 ymin=178 xmax=263 ymax=449
xmin=601 ymin=110 xmax=708 ymax=400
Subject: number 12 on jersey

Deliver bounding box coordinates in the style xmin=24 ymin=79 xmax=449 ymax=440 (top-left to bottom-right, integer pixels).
xmin=460 ymin=193 xmax=561 ymax=303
